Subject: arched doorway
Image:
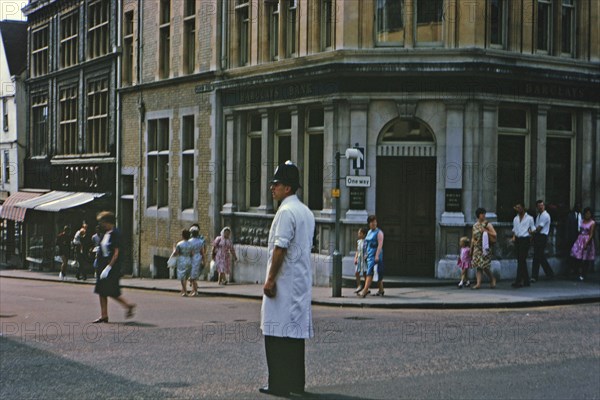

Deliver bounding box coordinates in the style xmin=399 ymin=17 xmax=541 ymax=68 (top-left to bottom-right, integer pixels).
xmin=376 ymin=118 xmax=437 ymax=277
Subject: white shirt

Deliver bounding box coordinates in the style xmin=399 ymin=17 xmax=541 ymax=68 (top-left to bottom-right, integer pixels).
xmin=535 ymin=210 xmax=551 ymax=235
xmin=261 ymin=194 xmax=315 ymax=339
xmin=513 ymin=213 xmax=535 ymax=238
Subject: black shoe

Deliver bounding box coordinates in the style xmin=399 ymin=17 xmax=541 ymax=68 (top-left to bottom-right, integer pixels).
xmin=259 ymin=386 xmax=289 ymax=397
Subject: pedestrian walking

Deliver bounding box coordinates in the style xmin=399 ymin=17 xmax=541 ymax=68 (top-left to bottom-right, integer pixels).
xmin=470 ymin=208 xmax=497 ymax=289
xmin=457 ymin=236 xmax=471 ymax=288
xmin=72 ymin=223 xmax=93 ymax=280
xmin=212 ymin=227 xmax=237 ymax=285
xmin=188 ymin=226 xmax=205 ymax=296
xmin=91 ymin=225 xmax=103 ymax=277
xmin=358 ymin=215 xmax=385 ymax=297
xmin=260 ymin=161 xmax=315 ymax=397
xmin=570 ymin=207 xmax=596 ymax=281
xmin=56 ymin=225 xmax=71 ymax=280
xmin=511 ymin=203 xmax=535 ymax=288
xmin=353 ymin=227 xmax=368 ymax=293
xmin=531 ymin=199 xmax=554 ymax=282
xmin=565 ymin=204 xmax=582 ymax=277
xmin=174 ymin=229 xmax=193 ymax=296
xmin=93 ymin=211 xmax=136 ymax=323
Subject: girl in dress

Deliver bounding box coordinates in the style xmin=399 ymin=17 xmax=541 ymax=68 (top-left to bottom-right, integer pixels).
xmin=213 ymin=227 xmax=237 ymax=285
xmin=570 ymin=207 xmax=596 ymax=281
xmin=457 ymin=236 xmax=471 ymax=288
xmin=353 ymin=227 xmax=368 ymax=293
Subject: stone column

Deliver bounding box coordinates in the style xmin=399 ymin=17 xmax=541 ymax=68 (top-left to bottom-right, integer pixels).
xmin=259 ymin=109 xmax=274 ymax=213
xmin=222 ymin=111 xmax=237 ymax=214
xmin=581 ymin=110 xmax=594 ymax=210
xmin=321 ymin=102 xmax=337 ymax=217
xmin=534 ymin=105 xmax=551 ymax=202
xmin=462 ymin=102 xmax=479 ymax=223
xmin=290 ymin=106 xmax=305 ymax=200
xmin=345 ymin=100 xmax=368 ymax=222
xmin=594 ymin=112 xmax=600 ymax=222
xmin=481 ymin=103 xmax=498 ymax=219
xmin=441 ymin=101 xmax=465 ymax=224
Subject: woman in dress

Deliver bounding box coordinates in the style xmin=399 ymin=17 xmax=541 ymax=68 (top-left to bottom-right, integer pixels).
xmin=570 ymin=207 xmax=596 ymax=281
xmin=174 ymin=229 xmax=193 ymax=296
xmin=93 ymin=211 xmax=136 ymax=323
xmin=213 ymin=227 xmax=237 ymax=285
xmin=358 ymin=215 xmax=385 ymax=298
xmin=470 ymin=208 xmax=497 ymax=289
xmin=188 ymin=226 xmax=205 ymax=296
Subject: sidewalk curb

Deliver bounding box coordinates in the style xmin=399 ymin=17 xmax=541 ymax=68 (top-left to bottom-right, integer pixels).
xmin=2 ymin=273 xmax=599 ymax=310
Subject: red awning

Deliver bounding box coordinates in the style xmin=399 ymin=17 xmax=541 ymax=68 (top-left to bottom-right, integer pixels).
xmin=0 ymin=191 xmax=45 ymax=222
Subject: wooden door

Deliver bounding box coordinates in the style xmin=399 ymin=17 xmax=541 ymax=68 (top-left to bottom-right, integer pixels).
xmin=376 ymin=157 xmax=436 ymax=277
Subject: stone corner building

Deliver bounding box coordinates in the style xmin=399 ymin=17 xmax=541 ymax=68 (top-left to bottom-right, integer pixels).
xmin=132 ymin=0 xmax=599 ymax=283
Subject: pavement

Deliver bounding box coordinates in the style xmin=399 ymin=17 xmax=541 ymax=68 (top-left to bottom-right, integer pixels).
xmin=1 ymin=268 xmax=599 ymax=309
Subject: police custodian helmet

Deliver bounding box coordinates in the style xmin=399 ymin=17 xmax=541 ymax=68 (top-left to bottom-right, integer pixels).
xmin=270 ymin=160 xmax=302 ymax=190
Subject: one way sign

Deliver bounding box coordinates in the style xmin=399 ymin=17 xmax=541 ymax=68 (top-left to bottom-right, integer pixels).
xmin=352 ymin=147 xmax=365 ymax=170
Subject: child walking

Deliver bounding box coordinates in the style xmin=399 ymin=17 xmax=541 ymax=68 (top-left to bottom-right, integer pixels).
xmin=457 ymin=236 xmax=472 ymax=288
xmin=353 ymin=227 xmax=368 ymax=293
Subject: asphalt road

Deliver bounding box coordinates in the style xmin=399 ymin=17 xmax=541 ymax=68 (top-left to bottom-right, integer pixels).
xmin=1 ymin=278 xmax=599 ymax=400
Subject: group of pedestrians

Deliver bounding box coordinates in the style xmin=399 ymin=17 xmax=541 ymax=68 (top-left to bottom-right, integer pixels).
xmin=353 ymin=215 xmax=385 ymax=298
xmin=55 ymin=222 xmax=102 ymax=281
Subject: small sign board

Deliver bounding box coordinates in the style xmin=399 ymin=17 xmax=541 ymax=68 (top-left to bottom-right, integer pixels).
xmin=445 ymin=189 xmax=462 ymax=212
xmin=331 ymin=188 xmax=341 ymax=198
xmin=346 ymin=175 xmax=371 ymax=187
xmin=352 ymin=147 xmax=365 ymax=170
xmin=349 ymin=187 xmax=366 ymax=210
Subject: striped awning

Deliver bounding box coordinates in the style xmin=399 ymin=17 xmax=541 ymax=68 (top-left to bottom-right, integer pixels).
xmin=0 ymin=191 xmax=45 ymax=222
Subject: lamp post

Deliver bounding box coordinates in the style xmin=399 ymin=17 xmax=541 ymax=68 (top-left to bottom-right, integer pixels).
xmin=332 ymin=148 xmax=362 ymax=297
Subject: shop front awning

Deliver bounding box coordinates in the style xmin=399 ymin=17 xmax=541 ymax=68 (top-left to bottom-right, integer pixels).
xmin=15 ymin=191 xmax=106 ymax=213
xmin=0 ymin=191 xmax=46 ymax=222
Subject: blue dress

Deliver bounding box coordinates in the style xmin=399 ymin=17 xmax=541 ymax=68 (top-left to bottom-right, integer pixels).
xmin=175 ymin=240 xmax=193 ymax=280
xmin=365 ymin=228 xmax=383 ymax=277
xmin=188 ymin=236 xmax=204 ymax=279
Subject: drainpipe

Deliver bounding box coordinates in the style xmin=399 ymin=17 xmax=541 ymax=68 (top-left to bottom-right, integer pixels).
xmin=115 ymin=0 xmax=122 ymax=222
xmin=136 ymin=0 xmax=145 ymax=277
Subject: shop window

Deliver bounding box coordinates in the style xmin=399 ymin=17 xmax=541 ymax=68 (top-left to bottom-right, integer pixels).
xmin=287 ymin=0 xmax=297 ymax=56
xmin=59 ymin=86 xmax=79 ymax=155
xmin=159 ymin=0 xmax=171 ymax=78
xmin=3 ymin=151 xmax=9 ymax=183
xmin=498 ymin=108 xmax=527 ymax=129
xmin=275 ymin=111 xmax=291 ymax=167
xmin=489 ymin=0 xmax=506 ymax=47
xmin=183 ymin=1 xmax=196 ymax=74
xmin=415 ymin=0 xmax=443 ymax=44
xmin=306 ymin=108 xmax=324 ymax=210
xmin=376 ymin=0 xmax=405 ymax=45
xmin=88 ymin=0 xmax=110 ymax=59
xmin=2 ymin=98 xmax=7 ymax=132
xmin=561 ymin=0 xmax=575 ymax=56
xmin=536 ymin=0 xmax=552 ymax=53
xmin=86 ymin=78 xmax=109 ymax=154
xmin=321 ymin=0 xmax=333 ymax=50
xmin=269 ymin=2 xmax=279 ymax=60
xmin=31 ymin=93 xmax=48 ymax=156
xmin=60 ymin=11 xmax=79 ymax=68
xmin=247 ymin=114 xmax=262 ymax=208
xmin=31 ymin=25 xmax=49 ymax=77
xmin=147 ymin=118 xmax=170 ymax=208
xmin=546 ymin=137 xmax=571 ymax=218
xmin=123 ymin=11 xmax=134 ymax=84
xmin=237 ymin=0 xmax=250 ymax=66
xmin=497 ymin=135 xmax=526 ymax=222
xmin=181 ymin=115 xmax=195 ymax=210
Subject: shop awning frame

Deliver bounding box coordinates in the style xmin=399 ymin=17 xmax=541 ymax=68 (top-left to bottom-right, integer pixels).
xmin=0 ymin=191 xmax=46 ymax=222
xmin=15 ymin=191 xmax=106 ymax=213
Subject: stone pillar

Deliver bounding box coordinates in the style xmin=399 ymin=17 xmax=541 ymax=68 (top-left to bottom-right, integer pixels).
xmin=222 ymin=111 xmax=237 ymax=214
xmin=441 ymin=102 xmax=465 ymax=224
xmin=534 ymin=105 xmax=551 ymax=202
xmin=463 ymin=102 xmax=479 ymax=223
xmin=581 ymin=110 xmax=594 ymax=210
xmin=345 ymin=100 xmax=368 ymax=222
xmin=594 ymin=112 xmax=600 ymax=222
xmin=321 ymin=102 xmax=337 ymax=217
xmin=259 ymin=109 xmax=274 ymax=213
xmin=481 ymin=103 xmax=498 ymax=219
xmin=290 ymin=106 xmax=305 ymax=200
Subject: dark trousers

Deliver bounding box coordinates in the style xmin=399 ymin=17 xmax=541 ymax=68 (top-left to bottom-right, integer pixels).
xmin=264 ymin=335 xmax=305 ymax=393
xmin=532 ymin=234 xmax=553 ymax=279
xmin=514 ymin=237 xmax=531 ymax=284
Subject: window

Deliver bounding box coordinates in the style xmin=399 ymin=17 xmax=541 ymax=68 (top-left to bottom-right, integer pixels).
xmin=181 ymin=115 xmax=195 ymax=210
xmin=147 ymin=118 xmax=170 ymax=208
xmin=275 ymin=111 xmax=291 ymax=166
xmin=59 ymin=86 xmax=79 ymax=155
xmin=123 ymin=11 xmax=134 ymax=84
xmin=497 ymin=108 xmax=529 ymax=222
xmin=269 ymin=2 xmax=280 ymax=60
xmin=561 ymin=0 xmax=575 ymax=56
xmin=3 ymin=151 xmax=9 ymax=183
xmin=60 ymin=11 xmax=79 ymax=68
xmin=159 ymin=0 xmax=171 ymax=78
xmin=380 ymin=119 xmax=435 ymax=142
xmin=287 ymin=0 xmax=297 ymax=56
xmin=183 ymin=0 xmax=196 ymax=74
xmin=236 ymin=0 xmax=250 ymax=66
xmin=415 ymin=0 xmax=443 ymax=44
xmin=321 ymin=0 xmax=333 ymax=49
xmin=546 ymin=111 xmax=574 ymax=216
xmin=247 ymin=114 xmax=262 ymax=208
xmin=88 ymin=0 xmax=110 ymax=59
xmin=86 ymin=78 xmax=109 ymax=154
xmin=306 ymin=108 xmax=324 ymax=210
xmin=537 ymin=0 xmax=552 ymax=53
xmin=489 ymin=0 xmax=506 ymax=47
xmin=2 ymin=98 xmax=7 ymax=132
xmin=31 ymin=93 xmax=48 ymax=156
xmin=376 ymin=0 xmax=405 ymax=45
xmin=31 ymin=26 xmax=49 ymax=77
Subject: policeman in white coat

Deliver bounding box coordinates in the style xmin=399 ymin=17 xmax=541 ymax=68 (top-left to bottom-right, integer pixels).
xmin=260 ymin=161 xmax=315 ymax=397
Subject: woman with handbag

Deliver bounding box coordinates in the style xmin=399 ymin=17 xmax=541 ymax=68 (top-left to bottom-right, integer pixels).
xmin=188 ymin=226 xmax=205 ymax=296
xmin=174 ymin=229 xmax=193 ymax=296
xmin=212 ymin=227 xmax=237 ymax=285
xmin=470 ymin=208 xmax=497 ymax=289
xmin=358 ymin=215 xmax=385 ymax=298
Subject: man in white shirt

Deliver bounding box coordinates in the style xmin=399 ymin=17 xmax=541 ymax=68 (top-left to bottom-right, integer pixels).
xmin=260 ymin=161 xmax=315 ymax=397
xmin=531 ymin=199 xmax=554 ymax=282
xmin=511 ymin=203 xmax=535 ymax=288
